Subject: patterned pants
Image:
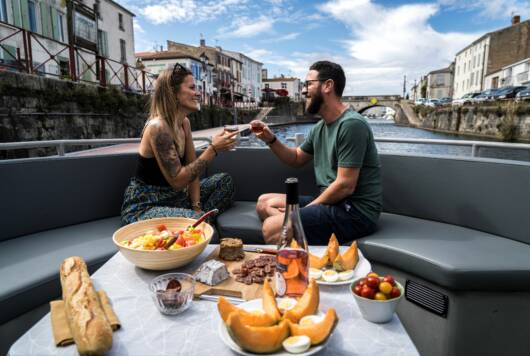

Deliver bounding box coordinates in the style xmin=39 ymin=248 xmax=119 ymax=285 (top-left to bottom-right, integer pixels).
xmin=121 ymin=173 xmax=235 ymax=225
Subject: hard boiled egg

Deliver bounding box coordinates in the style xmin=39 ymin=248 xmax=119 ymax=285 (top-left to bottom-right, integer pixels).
xmin=277 ymin=297 xmax=298 ymax=314
xmin=299 ymin=314 xmax=324 ymax=327
xmin=309 ymin=268 xmax=323 ymax=280
xmin=338 ymin=270 xmax=354 ymax=281
xmin=282 ymin=335 xmax=311 ymax=354
xmin=322 ymin=269 xmax=339 ymax=282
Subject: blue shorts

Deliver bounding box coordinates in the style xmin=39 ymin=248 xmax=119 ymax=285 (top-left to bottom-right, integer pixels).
xmin=298 ymin=195 xmax=377 ymax=245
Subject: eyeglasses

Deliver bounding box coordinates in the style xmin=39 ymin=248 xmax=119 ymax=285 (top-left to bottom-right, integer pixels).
xmin=302 ymin=79 xmax=331 ymax=88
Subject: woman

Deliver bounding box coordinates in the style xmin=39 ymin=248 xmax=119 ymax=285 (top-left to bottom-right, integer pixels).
xmin=121 ymin=63 xmax=238 ymax=225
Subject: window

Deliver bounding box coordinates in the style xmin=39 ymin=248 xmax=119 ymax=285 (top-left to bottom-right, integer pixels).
xmin=11 ymin=0 xmax=22 ymax=27
xmin=281 ymin=82 xmax=287 ymax=89
xmin=98 ymin=30 xmax=108 ymax=57
xmin=120 ymin=39 xmax=126 ymax=63
xmin=0 ymin=44 xmax=17 ymax=65
xmin=28 ymin=0 xmax=37 ymax=32
xmin=475 ymin=72 xmax=479 ymax=85
xmin=470 ymin=72 xmax=474 ymax=84
xmin=51 ymin=8 xmax=63 ymax=41
xmin=118 ymin=13 xmax=124 ymax=30
xmin=74 ymin=11 xmax=96 ymax=43
xmin=0 ymin=0 xmax=7 ymax=22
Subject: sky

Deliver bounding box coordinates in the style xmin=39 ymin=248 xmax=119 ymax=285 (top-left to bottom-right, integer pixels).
xmin=117 ymin=0 xmax=530 ymax=95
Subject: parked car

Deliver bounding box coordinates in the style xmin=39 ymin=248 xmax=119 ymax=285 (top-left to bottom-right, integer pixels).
xmin=438 ymin=97 xmax=452 ymax=105
xmin=473 ymin=89 xmax=501 ymax=103
xmin=425 ymin=99 xmax=440 ymax=107
xmin=491 ymin=86 xmax=527 ymax=100
xmin=414 ymin=98 xmax=427 ymax=106
xmin=452 ymin=92 xmax=481 ymax=106
xmin=515 ymin=86 xmax=530 ymax=101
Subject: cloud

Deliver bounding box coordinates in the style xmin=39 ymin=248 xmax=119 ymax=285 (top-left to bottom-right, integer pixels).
xmin=261 ymin=32 xmax=300 ymax=43
xmin=133 ymin=19 xmax=144 ymax=34
xmin=137 ymin=0 xmax=247 ymax=25
xmin=311 ymin=0 xmax=481 ymax=94
xmin=218 ymin=16 xmax=274 ymax=38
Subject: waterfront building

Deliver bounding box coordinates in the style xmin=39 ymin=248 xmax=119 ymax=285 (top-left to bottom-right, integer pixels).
xmin=262 ymin=75 xmax=303 ymax=102
xmin=484 ymin=57 xmax=530 ymax=89
xmin=426 ymin=63 xmax=454 ymax=99
xmin=453 ymin=16 xmax=530 ymax=98
xmin=0 ymin=0 xmax=135 ymax=83
xmin=135 ymin=50 xmax=214 ymax=105
xmin=167 ymin=39 xmax=247 ymax=107
xmin=225 ymin=50 xmax=263 ymax=105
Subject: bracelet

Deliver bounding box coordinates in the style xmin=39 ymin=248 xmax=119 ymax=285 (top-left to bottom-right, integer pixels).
xmin=267 ymin=136 xmax=277 ymax=146
xmin=191 ymin=202 xmax=201 ymax=209
xmin=209 ymin=144 xmax=218 ymax=156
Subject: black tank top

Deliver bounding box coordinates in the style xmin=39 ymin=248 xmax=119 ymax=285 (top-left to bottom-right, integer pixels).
xmin=135 ymin=154 xmax=184 ymax=187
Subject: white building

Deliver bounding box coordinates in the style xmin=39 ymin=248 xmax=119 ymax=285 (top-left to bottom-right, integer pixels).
xmin=426 ymin=64 xmax=454 ymax=99
xmin=0 ymin=0 xmax=135 ymax=85
xmin=262 ymin=75 xmax=302 ymax=102
xmin=484 ymin=58 xmax=530 ymax=89
xmin=136 ymin=50 xmax=214 ymax=105
xmin=453 ymin=36 xmax=490 ymax=99
xmin=225 ymin=50 xmax=262 ymax=104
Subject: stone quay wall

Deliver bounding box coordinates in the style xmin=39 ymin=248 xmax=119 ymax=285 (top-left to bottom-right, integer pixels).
xmin=0 ymin=71 xmax=259 ymax=159
xmin=413 ymin=103 xmax=530 ymax=142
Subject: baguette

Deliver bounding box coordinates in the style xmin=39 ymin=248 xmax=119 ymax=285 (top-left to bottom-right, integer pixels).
xmin=60 ymin=256 xmax=113 ymax=355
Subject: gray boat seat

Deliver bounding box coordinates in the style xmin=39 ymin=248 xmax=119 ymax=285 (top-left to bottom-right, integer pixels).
xmin=0 ymin=217 xmax=120 ymax=325
xmin=216 ymin=202 xmax=530 ymax=292
xmin=216 ymin=201 xmax=263 ymax=244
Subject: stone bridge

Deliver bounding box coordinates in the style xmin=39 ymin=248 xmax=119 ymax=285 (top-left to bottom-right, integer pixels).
xmin=341 ymin=95 xmax=420 ymax=126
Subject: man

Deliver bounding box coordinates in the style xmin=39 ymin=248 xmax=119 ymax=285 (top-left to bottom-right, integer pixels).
xmin=251 ymin=61 xmax=382 ymax=245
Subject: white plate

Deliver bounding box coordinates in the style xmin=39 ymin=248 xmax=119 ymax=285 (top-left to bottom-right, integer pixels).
xmin=313 ymin=249 xmax=371 ymax=286
xmin=218 ymin=298 xmax=330 ymax=356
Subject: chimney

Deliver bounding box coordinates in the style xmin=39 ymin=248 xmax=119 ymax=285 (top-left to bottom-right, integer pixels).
xmin=512 ymin=15 xmax=521 ymax=25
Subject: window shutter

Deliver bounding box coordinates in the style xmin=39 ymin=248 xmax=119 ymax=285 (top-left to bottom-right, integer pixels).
xmin=12 ymin=0 xmax=22 ymax=27
xmin=19 ymin=0 xmax=30 ymax=29
xmin=39 ymin=2 xmax=50 ymax=36
xmin=51 ymin=7 xmax=59 ymax=40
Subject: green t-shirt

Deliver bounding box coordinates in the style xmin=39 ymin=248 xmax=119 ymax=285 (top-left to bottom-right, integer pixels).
xmin=300 ymin=108 xmax=382 ymax=223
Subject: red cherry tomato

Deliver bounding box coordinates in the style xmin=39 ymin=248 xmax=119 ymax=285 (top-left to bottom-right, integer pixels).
xmin=353 ymin=285 xmax=363 ymax=296
xmin=383 ymin=275 xmax=396 ymax=286
xmin=390 ymin=287 xmax=401 ymax=299
xmin=366 ymin=277 xmax=380 ymax=289
xmin=156 ymin=224 xmax=167 ymax=232
xmin=361 ymin=286 xmax=376 ymax=299
xmin=176 ymin=235 xmax=186 ymax=247
xmin=358 ymin=278 xmax=368 ymax=287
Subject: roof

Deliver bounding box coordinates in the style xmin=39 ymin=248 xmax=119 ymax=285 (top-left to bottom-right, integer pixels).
xmin=135 ymin=51 xmax=206 ymax=63
xmin=455 ymin=19 xmax=530 ymax=56
xmin=103 ymin=0 xmax=135 ymax=17
xmin=263 ymin=77 xmax=300 ymax=82
xmin=428 ymin=65 xmax=453 ymax=75
xmin=224 ymin=50 xmax=263 ymax=65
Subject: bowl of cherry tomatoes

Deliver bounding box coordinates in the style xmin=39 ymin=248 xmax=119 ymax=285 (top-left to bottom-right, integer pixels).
xmin=351 ymin=272 xmax=404 ymax=323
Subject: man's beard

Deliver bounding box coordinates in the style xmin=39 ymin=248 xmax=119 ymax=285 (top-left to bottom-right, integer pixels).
xmin=306 ymin=90 xmax=323 ymax=114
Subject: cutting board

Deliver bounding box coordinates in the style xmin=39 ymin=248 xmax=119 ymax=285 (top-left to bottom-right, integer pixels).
xmin=193 ymin=247 xmax=273 ymax=300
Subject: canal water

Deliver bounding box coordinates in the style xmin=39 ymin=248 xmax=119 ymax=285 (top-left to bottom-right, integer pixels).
xmin=239 ymin=121 xmax=530 ymax=162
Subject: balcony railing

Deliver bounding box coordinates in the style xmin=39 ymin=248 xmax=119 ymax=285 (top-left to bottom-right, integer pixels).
xmin=0 ymin=20 xmax=156 ymax=93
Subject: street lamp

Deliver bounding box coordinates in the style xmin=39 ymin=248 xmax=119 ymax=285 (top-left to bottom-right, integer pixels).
xmin=230 ymin=73 xmax=238 ymax=125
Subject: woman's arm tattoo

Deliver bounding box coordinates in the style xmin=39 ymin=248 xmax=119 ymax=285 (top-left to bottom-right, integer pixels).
xmin=187 ymin=159 xmax=208 ymax=181
xmin=154 ymin=131 xmax=181 ymax=178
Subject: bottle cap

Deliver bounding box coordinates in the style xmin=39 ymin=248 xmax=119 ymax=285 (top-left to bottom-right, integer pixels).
xmin=285 ymin=177 xmax=299 ymax=204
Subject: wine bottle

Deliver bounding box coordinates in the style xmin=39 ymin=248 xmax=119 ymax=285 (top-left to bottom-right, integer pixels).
xmin=275 ymin=177 xmax=309 ymax=297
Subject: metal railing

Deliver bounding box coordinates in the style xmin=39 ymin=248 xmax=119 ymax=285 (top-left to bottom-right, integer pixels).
xmin=0 ymin=137 xmax=212 ymax=157
xmin=1 ymin=136 xmax=529 ymax=160
xmin=0 ymin=20 xmax=157 ymax=93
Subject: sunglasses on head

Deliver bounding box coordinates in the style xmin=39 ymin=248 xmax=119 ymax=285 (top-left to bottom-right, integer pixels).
xmin=172 ymin=63 xmax=187 ymax=76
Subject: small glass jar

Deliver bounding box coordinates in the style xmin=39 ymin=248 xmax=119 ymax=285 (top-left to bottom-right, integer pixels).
xmin=150 ymin=273 xmax=195 ymax=315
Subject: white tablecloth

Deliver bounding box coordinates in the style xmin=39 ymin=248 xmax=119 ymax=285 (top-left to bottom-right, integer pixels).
xmin=8 ymin=245 xmax=418 ymax=355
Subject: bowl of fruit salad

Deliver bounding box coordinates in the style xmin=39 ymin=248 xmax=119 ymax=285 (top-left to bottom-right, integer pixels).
xmin=351 ymin=272 xmax=404 ymax=323
xmin=113 ymin=217 xmax=213 ymax=270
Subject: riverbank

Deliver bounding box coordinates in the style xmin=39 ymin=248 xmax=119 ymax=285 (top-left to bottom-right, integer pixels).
xmin=411 ymin=102 xmax=530 ymax=143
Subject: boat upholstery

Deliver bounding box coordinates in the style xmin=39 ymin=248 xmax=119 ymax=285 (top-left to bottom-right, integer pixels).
xmin=1 ymin=148 xmax=530 ymax=342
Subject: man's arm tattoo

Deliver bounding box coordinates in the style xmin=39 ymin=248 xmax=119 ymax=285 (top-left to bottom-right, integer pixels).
xmin=154 ymin=131 xmax=181 ymax=178
xmin=187 ymin=159 xmax=208 ymax=182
